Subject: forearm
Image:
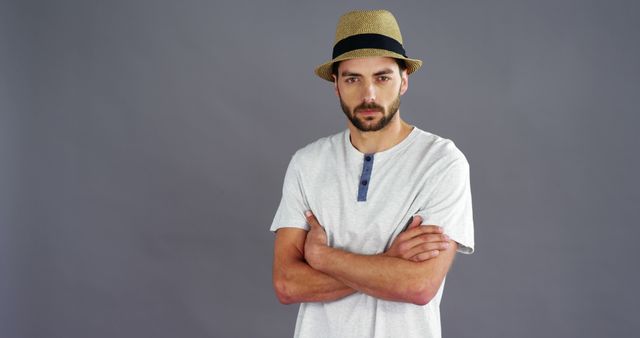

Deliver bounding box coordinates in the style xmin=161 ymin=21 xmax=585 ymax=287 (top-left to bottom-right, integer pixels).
xmin=311 ymin=246 xmax=448 ymax=305
xmin=273 ymin=255 xmax=356 ymax=304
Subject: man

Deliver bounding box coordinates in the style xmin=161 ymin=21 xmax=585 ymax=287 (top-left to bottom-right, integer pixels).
xmin=270 ymin=9 xmax=474 ymax=338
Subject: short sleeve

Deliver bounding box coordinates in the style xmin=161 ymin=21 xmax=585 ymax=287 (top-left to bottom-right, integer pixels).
xmin=415 ymin=156 xmax=475 ymax=254
xmin=270 ymin=153 xmax=310 ymax=232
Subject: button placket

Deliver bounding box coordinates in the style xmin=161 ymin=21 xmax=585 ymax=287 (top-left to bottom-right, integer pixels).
xmin=357 ymin=153 xmax=374 ymax=202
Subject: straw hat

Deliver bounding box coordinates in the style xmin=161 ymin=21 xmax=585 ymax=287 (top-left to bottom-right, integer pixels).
xmin=315 ymin=9 xmax=423 ymax=82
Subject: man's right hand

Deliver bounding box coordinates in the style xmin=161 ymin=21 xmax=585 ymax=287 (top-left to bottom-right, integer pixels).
xmin=384 ymin=215 xmax=451 ymax=262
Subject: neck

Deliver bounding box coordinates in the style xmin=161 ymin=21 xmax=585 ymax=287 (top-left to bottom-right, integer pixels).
xmin=348 ymin=114 xmax=414 ymax=154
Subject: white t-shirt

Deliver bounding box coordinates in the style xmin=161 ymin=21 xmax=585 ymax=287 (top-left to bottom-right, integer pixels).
xmin=271 ymin=126 xmax=474 ymax=338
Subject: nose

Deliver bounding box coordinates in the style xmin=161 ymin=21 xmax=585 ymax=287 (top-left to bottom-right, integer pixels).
xmin=362 ymin=80 xmax=376 ymax=103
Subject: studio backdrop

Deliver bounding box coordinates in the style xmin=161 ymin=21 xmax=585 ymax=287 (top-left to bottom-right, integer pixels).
xmin=1 ymin=0 xmax=639 ymax=337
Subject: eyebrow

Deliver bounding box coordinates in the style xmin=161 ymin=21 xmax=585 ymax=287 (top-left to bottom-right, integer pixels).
xmin=340 ymin=68 xmax=395 ymax=77
xmin=373 ymin=68 xmax=395 ymax=76
xmin=341 ymin=71 xmax=362 ymax=77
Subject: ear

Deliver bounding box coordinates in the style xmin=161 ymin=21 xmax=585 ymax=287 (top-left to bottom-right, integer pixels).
xmin=332 ymin=74 xmax=340 ymax=97
xmin=399 ymin=70 xmax=409 ymax=96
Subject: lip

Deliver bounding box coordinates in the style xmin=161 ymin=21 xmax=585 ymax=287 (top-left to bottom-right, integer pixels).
xmin=357 ymin=109 xmax=381 ymax=115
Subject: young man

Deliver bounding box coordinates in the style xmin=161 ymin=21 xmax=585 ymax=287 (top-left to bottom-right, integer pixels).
xmin=270 ymin=10 xmax=474 ymax=338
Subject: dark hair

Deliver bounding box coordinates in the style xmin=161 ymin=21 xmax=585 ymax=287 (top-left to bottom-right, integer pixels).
xmin=331 ymin=58 xmax=407 ymax=79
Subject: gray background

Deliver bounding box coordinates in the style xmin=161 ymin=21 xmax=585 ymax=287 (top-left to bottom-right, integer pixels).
xmin=1 ymin=0 xmax=639 ymax=337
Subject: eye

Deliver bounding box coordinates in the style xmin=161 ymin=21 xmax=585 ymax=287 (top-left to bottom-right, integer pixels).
xmin=377 ymin=76 xmax=391 ymax=82
xmin=344 ymin=77 xmax=358 ymax=84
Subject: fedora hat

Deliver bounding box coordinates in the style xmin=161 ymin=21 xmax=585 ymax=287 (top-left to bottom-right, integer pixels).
xmin=315 ymin=9 xmax=423 ymax=82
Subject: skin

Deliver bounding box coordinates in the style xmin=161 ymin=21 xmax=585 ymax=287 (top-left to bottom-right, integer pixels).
xmin=272 ymin=56 xmax=457 ymax=305
xmin=273 ymin=215 xmax=451 ymax=304
xmin=304 ymin=212 xmax=457 ymax=305
xmin=334 ymin=56 xmax=413 ymax=154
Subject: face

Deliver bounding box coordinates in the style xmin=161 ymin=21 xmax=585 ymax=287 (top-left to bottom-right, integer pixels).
xmin=333 ymin=57 xmax=409 ymax=132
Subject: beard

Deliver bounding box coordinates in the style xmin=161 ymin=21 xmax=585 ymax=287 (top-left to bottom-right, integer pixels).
xmin=339 ymin=90 xmax=401 ymax=132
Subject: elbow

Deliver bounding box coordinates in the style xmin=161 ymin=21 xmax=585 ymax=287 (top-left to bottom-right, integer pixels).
xmin=406 ymin=281 xmax=437 ymax=306
xmin=409 ymin=289 xmax=436 ymax=306
xmin=273 ymin=276 xmax=297 ymax=305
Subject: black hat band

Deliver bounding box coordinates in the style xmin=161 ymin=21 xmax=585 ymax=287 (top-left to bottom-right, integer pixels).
xmin=332 ymin=33 xmax=407 ymax=59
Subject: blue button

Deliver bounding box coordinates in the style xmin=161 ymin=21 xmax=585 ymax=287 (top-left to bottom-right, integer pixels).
xmin=365 ymin=155 xmax=372 ymax=161
xmin=361 ymin=180 xmax=368 ymax=185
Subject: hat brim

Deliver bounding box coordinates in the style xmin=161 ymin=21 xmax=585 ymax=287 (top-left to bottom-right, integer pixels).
xmin=314 ymin=49 xmax=423 ymax=82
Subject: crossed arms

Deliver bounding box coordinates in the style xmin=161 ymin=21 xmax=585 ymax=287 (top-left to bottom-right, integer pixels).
xmin=272 ymin=212 xmax=457 ymax=306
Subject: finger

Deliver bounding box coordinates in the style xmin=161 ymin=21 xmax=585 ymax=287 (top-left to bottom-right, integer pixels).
xmin=404 ymin=241 xmax=450 ymax=259
xmin=416 ymin=233 xmax=450 ymax=244
xmin=403 ymin=233 xmax=449 ymax=250
xmin=414 ymin=224 xmax=445 ymax=236
xmin=304 ymin=210 xmax=321 ymax=228
xmin=411 ymin=250 xmax=440 ymax=262
xmin=403 ymin=224 xmax=444 ymax=239
xmin=395 ymin=233 xmax=449 ymax=257
xmin=406 ymin=215 xmax=422 ymax=230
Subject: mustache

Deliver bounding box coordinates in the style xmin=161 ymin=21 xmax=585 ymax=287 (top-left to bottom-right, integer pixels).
xmin=354 ymin=102 xmax=384 ymax=112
